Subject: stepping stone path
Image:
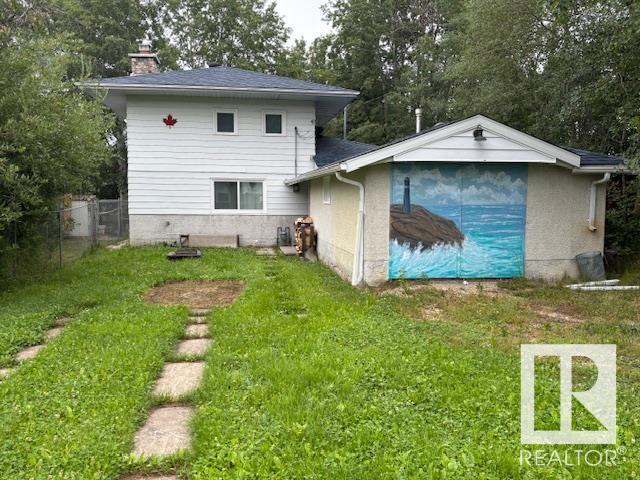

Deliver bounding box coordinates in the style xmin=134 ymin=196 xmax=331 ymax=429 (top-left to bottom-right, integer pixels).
xmin=133 ymin=405 xmax=194 ymax=456
xmin=16 ymin=345 xmax=44 ymax=362
xmin=153 ymin=362 xmax=205 ymax=398
xmin=1 ymin=315 xmax=74 ymax=380
xmin=176 ymin=338 xmax=212 ymax=356
xmin=46 ymin=326 xmax=64 ymax=339
xmin=188 ymin=316 xmax=207 ymax=324
xmin=256 ymin=247 xmax=277 ymax=256
xmin=130 ymin=307 xmax=212 ymax=466
xmin=186 ymin=324 xmax=209 ymax=338
xmin=15 ymin=318 xmax=70 ymax=362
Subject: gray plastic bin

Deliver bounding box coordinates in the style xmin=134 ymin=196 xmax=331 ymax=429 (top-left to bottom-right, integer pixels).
xmin=575 ymin=251 xmax=606 ymax=281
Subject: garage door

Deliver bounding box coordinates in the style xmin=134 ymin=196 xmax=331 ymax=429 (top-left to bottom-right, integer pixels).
xmin=389 ymin=163 xmax=527 ymax=279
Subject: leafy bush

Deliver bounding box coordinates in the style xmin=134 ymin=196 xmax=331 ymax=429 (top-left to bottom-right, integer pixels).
xmin=605 ymin=176 xmax=640 ymax=259
xmin=0 ymin=33 xmax=114 ymax=279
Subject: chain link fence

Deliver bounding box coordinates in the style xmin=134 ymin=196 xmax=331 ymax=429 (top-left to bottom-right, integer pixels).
xmin=1 ymin=197 xmax=128 ymax=281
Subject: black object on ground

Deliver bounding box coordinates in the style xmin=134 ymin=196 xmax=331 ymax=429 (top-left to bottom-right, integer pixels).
xmin=167 ymin=248 xmax=202 ymax=260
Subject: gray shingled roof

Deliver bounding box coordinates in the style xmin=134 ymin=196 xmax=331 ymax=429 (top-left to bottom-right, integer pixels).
xmin=314 ymin=123 xmax=626 ymax=168
xmin=313 ymin=122 xmax=451 ymax=167
xmin=562 ymin=147 xmax=625 ymax=167
xmin=314 ymin=137 xmax=378 ymax=167
xmin=96 ymin=65 xmax=357 ymax=94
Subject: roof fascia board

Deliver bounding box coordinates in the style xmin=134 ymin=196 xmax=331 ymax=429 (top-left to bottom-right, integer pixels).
xmin=572 ymin=165 xmax=630 ymax=174
xmin=342 ymin=115 xmax=580 ymax=173
xmin=78 ymin=82 xmax=359 ymax=98
xmin=476 ymin=116 xmax=580 ymax=166
xmin=284 ymin=163 xmax=344 ymax=185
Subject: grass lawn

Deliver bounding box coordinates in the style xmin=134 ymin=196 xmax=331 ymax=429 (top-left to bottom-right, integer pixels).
xmin=0 ymin=247 xmax=639 ymax=479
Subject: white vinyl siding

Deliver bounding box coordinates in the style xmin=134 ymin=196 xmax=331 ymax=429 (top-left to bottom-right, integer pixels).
xmin=126 ymin=96 xmax=315 ymax=216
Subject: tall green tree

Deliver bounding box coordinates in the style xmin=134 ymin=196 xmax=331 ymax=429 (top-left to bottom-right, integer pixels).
xmin=157 ymin=0 xmax=289 ymax=71
xmin=319 ymin=0 xmax=456 ymax=144
xmin=0 ymin=33 xmax=113 ymax=243
xmin=2 ymin=0 xmax=149 ymax=78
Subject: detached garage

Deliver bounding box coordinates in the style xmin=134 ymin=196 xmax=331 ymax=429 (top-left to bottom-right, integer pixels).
xmin=287 ymin=115 xmax=626 ymax=286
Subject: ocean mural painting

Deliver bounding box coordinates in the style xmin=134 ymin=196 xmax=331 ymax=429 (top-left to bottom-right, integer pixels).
xmin=389 ymin=163 xmax=528 ymax=279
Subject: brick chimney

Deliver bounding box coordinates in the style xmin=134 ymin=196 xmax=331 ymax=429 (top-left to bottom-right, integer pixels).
xmin=128 ymin=40 xmax=159 ymax=75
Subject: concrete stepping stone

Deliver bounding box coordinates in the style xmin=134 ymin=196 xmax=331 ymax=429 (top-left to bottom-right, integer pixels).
xmin=185 ymin=324 xmax=209 ymax=338
xmin=153 ymin=362 xmax=205 ymax=398
xmin=0 ymin=368 xmax=14 ymax=380
xmin=256 ymin=247 xmax=276 ymax=256
xmin=54 ymin=316 xmax=72 ymax=327
xmin=133 ymin=405 xmax=193 ymax=456
xmin=46 ymin=326 xmax=64 ymax=339
xmin=279 ymin=245 xmax=297 ymax=256
xmin=189 ymin=308 xmax=210 ymax=316
xmin=188 ymin=316 xmax=207 ymax=324
xmin=176 ymin=339 xmax=212 ymax=357
xmin=16 ymin=345 xmax=44 ymax=362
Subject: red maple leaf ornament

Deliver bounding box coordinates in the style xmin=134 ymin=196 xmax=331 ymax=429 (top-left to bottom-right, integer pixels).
xmin=163 ymin=114 xmax=178 ymax=127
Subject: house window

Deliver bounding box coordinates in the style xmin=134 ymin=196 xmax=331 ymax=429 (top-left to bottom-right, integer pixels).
xmin=322 ymin=176 xmax=331 ymax=204
xmin=214 ymin=109 xmax=238 ymax=134
xmin=213 ymin=180 xmax=264 ymax=211
xmin=264 ymin=111 xmax=285 ymax=136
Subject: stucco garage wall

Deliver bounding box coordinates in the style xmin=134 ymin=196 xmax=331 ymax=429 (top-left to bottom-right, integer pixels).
xmin=309 ymin=174 xmax=359 ymax=282
xmin=362 ymin=164 xmax=390 ymax=285
xmin=525 ymin=164 xmax=606 ymax=280
xmin=309 ymin=164 xmax=390 ymax=285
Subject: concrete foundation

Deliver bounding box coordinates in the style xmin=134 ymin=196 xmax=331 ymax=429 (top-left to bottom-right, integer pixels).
xmin=130 ymin=214 xmax=299 ymax=247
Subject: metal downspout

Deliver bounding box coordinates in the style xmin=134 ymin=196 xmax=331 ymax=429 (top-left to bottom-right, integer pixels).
xmin=589 ymin=173 xmax=610 ymax=231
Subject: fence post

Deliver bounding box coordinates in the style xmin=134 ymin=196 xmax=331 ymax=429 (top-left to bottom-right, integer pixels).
xmin=92 ymin=200 xmax=98 ymax=247
xmin=117 ymin=199 xmax=122 ymax=238
xmin=58 ymin=210 xmax=63 ymax=268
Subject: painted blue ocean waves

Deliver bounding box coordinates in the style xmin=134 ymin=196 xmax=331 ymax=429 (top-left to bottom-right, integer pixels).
xmin=389 ymin=204 xmax=526 ymax=279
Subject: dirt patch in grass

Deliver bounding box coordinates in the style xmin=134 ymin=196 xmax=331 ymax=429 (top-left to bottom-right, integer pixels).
xmin=532 ymin=306 xmax=585 ymax=324
xmin=376 ymin=280 xmax=508 ymax=298
xmin=144 ymin=280 xmax=244 ymax=308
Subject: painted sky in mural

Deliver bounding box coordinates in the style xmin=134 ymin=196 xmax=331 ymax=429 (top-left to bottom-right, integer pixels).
xmin=389 ymin=163 xmax=528 ymax=279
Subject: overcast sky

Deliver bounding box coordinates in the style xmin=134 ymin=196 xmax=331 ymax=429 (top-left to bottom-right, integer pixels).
xmin=274 ymin=0 xmax=333 ymax=44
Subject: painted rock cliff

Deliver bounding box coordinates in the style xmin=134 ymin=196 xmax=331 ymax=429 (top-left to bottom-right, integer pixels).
xmin=390 ymin=204 xmax=464 ymax=251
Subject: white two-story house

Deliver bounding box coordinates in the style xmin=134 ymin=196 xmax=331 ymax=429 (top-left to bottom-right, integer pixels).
xmin=83 ymin=43 xmax=359 ymax=247
xmin=84 ymin=43 xmax=625 ymax=285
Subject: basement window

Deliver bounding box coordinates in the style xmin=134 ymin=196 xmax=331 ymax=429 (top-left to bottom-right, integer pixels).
xmin=213 ymin=180 xmax=264 ymax=211
xmin=214 ymin=109 xmax=238 ymax=134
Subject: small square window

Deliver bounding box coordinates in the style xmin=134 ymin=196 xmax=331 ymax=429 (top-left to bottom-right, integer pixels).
xmin=215 ymin=111 xmax=236 ymax=134
xmin=214 ymin=181 xmax=238 ymax=209
xmin=265 ymin=113 xmax=283 ymax=134
xmin=322 ymin=176 xmax=331 ymax=204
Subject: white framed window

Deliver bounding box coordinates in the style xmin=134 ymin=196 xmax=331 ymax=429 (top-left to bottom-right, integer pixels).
xmin=212 ymin=179 xmax=265 ymax=213
xmin=263 ymin=111 xmax=286 ymax=136
xmin=213 ymin=109 xmax=238 ymax=135
xmin=322 ymin=176 xmax=331 ymax=204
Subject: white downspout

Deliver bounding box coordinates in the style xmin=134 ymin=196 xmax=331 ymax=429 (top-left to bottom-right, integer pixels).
xmin=335 ymin=172 xmax=365 ymax=286
xmin=588 ymin=173 xmax=610 ymax=231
